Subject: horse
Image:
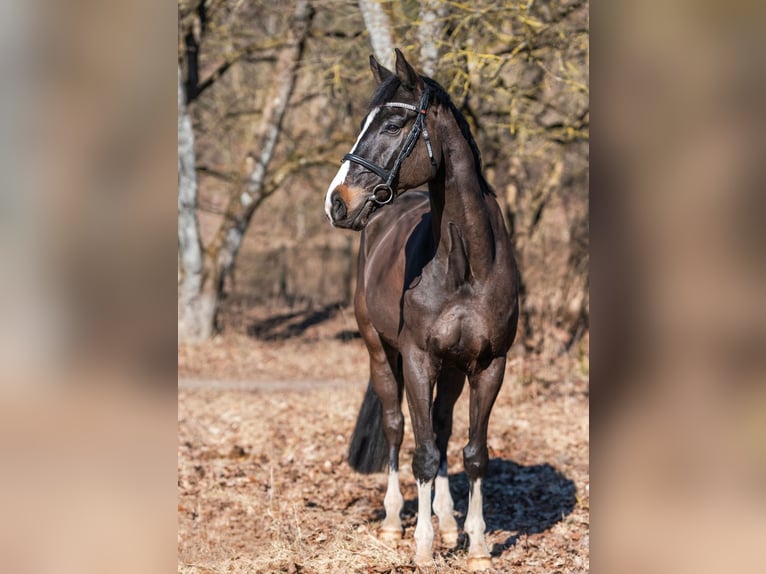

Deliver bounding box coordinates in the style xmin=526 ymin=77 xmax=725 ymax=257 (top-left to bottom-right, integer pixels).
xmin=324 ymin=49 xmax=519 ymax=571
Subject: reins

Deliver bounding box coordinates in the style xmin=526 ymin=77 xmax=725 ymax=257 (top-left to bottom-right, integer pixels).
xmin=342 ymin=85 xmax=437 ymax=207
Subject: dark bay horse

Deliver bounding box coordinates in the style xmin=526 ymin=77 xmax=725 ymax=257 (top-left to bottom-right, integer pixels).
xmin=324 ymin=49 xmax=519 ymax=571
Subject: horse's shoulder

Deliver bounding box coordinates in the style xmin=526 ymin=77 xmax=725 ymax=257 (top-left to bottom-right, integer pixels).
xmin=363 ymin=191 xmax=431 ymax=250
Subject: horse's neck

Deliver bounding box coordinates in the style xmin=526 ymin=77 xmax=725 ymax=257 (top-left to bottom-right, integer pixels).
xmin=429 ymin=126 xmax=496 ymax=283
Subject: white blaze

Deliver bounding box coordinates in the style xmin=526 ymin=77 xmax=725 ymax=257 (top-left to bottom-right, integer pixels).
xmin=324 ymin=108 xmax=380 ymax=221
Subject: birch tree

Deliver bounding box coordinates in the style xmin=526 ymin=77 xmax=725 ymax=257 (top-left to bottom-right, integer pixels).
xmin=178 ymin=65 xmax=209 ymax=341
xmin=418 ymin=0 xmax=449 ymax=77
xmin=357 ymin=0 xmax=395 ymax=69
xmin=178 ymin=0 xmax=315 ymax=342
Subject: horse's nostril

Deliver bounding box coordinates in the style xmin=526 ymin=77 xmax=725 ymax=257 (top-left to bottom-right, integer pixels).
xmin=332 ymin=193 xmax=347 ymax=220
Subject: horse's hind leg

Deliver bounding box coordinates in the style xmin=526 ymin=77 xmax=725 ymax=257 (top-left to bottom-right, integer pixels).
xmin=432 ymin=368 xmax=465 ymax=548
xmin=463 ymin=356 xmax=506 ymax=572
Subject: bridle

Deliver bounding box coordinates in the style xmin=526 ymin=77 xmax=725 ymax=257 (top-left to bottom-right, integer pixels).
xmin=342 ymin=85 xmax=438 ymax=208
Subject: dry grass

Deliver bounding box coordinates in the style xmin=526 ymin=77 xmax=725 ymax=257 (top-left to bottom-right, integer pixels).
xmin=178 ymin=310 xmax=589 ymax=573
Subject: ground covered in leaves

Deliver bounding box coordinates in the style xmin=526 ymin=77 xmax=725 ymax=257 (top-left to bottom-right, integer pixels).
xmin=178 ymin=310 xmax=589 ymax=573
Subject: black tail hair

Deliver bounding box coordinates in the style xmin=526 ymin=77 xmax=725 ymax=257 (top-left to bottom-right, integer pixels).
xmin=347 ymin=380 xmax=388 ymax=474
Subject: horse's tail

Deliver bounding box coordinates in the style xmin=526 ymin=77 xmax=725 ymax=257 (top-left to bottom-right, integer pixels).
xmin=347 ymin=380 xmax=388 ymax=474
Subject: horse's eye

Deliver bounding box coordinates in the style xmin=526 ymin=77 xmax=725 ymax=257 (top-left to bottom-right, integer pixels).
xmin=384 ymin=124 xmax=401 ymax=135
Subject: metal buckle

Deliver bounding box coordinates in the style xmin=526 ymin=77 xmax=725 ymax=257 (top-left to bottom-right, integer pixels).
xmin=372 ymin=184 xmax=394 ymax=205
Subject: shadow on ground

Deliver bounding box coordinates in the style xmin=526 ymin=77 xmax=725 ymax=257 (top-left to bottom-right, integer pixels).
xmin=372 ymin=458 xmax=576 ymax=557
xmin=247 ymin=302 xmax=360 ymax=341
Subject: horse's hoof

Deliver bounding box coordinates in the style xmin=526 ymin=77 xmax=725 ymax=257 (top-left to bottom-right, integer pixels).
xmin=441 ymin=529 xmax=459 ymax=548
xmin=379 ymin=527 xmax=402 ymax=545
xmin=466 ymin=556 xmax=493 ymax=571
xmin=414 ymin=553 xmax=434 ymax=568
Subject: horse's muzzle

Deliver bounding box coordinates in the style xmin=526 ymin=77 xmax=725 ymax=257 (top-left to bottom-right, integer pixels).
xmin=328 ymin=179 xmax=393 ymax=229
xmin=329 ymin=190 xmax=347 ymax=221
xmin=328 ymin=188 xmax=377 ymax=231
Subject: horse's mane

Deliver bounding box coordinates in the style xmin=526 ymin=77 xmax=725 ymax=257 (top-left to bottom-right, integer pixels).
xmin=369 ymin=75 xmax=495 ymax=197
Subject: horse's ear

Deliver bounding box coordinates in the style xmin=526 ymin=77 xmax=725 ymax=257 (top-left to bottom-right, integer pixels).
xmin=369 ymin=55 xmax=393 ymax=85
xmin=394 ymin=48 xmax=423 ymax=92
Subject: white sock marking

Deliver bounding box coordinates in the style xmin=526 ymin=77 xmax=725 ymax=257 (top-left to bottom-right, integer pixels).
xmin=465 ymin=478 xmax=490 ymax=559
xmin=382 ymin=469 xmax=403 ymax=532
xmin=433 ymin=475 xmax=457 ymax=533
xmin=414 ymin=479 xmax=434 ymax=563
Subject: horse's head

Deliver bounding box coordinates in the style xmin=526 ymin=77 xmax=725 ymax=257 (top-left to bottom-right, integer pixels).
xmin=324 ymin=49 xmax=442 ymax=230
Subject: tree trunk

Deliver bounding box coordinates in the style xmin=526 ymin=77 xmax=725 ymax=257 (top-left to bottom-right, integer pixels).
xmin=418 ymin=0 xmax=449 ymax=77
xmin=179 ymin=0 xmax=314 ymax=342
xmin=178 ymin=64 xmax=216 ymax=343
xmin=358 ymin=0 xmax=395 ymax=69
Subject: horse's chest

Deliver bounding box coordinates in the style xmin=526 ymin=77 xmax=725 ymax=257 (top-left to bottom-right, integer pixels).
xmin=403 ymin=279 xmax=509 ymax=367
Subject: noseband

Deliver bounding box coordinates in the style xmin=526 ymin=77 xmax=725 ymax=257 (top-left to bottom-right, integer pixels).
xmin=342 ymin=86 xmax=437 ymax=207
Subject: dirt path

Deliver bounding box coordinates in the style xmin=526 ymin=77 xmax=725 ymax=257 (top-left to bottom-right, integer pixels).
xmin=177 ymin=369 xmax=589 ymax=573
xmin=178 ymin=378 xmax=359 ymax=393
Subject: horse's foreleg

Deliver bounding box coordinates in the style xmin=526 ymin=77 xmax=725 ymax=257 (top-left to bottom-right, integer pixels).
xmin=463 ymin=356 xmax=505 ymax=572
xmin=432 ymin=369 xmax=465 ymax=547
xmin=402 ymin=346 xmax=440 ymax=566
xmin=380 ymin=463 xmax=403 ymax=543
xmin=380 ymin=403 xmax=404 ymax=543
xmin=370 ymin=348 xmax=404 ymax=543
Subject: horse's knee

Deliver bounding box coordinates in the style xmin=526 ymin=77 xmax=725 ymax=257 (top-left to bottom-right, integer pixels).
xmin=382 ymin=406 xmax=403 ymax=429
xmin=463 ymin=443 xmax=488 ymax=480
xmin=412 ymin=442 xmax=440 ymax=482
xmin=382 ymin=409 xmax=404 ymax=445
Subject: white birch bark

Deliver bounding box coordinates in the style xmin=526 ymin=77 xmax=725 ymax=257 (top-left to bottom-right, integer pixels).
xmin=177 ymin=64 xmax=214 ymax=343
xmin=358 ymin=0 xmax=395 ymax=69
xmin=418 ymin=0 xmax=449 ymax=77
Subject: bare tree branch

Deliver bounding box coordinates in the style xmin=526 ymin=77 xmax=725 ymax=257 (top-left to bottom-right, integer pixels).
xmin=196 ymin=165 xmax=237 ymax=182
xmin=191 ymin=48 xmax=279 ymax=102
